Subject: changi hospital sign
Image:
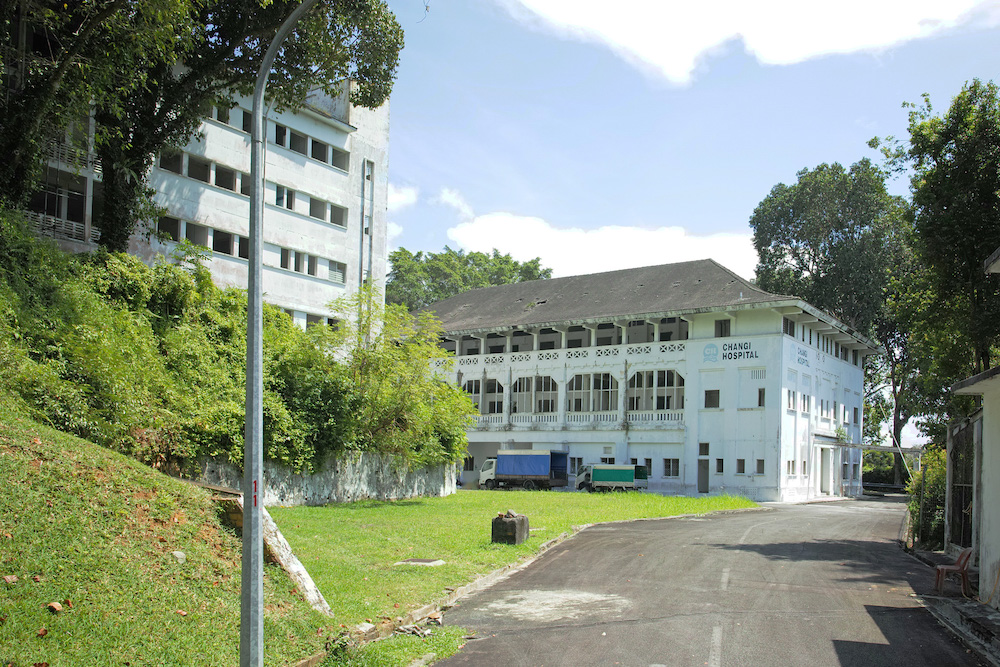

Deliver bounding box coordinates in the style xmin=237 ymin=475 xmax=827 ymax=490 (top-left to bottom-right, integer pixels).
xmin=703 ymin=341 xmax=759 ymax=362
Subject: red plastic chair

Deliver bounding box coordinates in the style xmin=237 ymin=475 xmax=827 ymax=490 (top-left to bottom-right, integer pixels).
xmin=935 ymin=547 xmax=974 ymax=596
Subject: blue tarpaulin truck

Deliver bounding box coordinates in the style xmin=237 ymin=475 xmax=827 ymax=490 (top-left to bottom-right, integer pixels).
xmin=478 ymin=450 xmax=569 ymax=490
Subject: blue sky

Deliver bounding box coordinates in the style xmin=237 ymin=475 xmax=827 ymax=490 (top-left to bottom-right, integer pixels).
xmin=382 ymin=0 xmax=1000 ymax=280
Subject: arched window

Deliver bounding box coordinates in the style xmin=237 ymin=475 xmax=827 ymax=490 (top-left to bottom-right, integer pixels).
xmin=567 ymin=373 xmax=618 ymax=412
xmin=626 ymin=370 xmax=685 ymax=411
xmin=513 ymin=376 xmax=558 ymax=414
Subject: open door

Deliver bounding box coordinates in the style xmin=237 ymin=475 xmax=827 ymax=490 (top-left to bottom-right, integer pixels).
xmin=820 ymin=448 xmax=831 ymax=495
xmin=698 ymin=459 xmax=709 ymax=493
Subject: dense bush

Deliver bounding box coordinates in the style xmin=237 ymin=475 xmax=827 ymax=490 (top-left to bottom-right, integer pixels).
xmin=0 ymin=208 xmax=474 ymax=473
xmin=907 ymin=446 xmax=947 ymax=548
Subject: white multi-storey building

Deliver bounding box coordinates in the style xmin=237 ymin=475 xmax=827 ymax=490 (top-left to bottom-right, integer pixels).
xmin=426 ymin=260 xmax=880 ymax=502
xmin=27 ymin=85 xmax=388 ymax=326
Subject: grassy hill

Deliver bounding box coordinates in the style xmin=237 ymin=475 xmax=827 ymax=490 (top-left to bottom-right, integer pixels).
xmin=0 ymin=395 xmax=332 ymax=667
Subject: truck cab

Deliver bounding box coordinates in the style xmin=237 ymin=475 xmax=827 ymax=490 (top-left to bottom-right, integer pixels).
xmin=479 ymin=458 xmax=497 ymax=489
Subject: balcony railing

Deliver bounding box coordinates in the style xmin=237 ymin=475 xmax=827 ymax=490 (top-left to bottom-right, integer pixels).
xmin=474 ymin=408 xmax=684 ymax=431
xmin=25 ymin=211 xmax=99 ymax=243
xmin=451 ymin=341 xmax=687 ymax=369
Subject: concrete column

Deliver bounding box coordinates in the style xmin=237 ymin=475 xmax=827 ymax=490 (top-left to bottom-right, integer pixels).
xmin=582 ymin=325 xmax=595 ymax=347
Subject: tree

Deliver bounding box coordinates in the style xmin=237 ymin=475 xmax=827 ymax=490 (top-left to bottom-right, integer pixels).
xmin=750 ymin=159 xmax=908 ymax=335
xmin=320 ymin=285 xmax=477 ymax=466
xmin=2 ymin=0 xmax=404 ymax=251
xmin=904 ymin=79 xmax=1000 ymax=375
xmin=0 ymin=0 xmax=194 ymax=210
xmin=386 ymin=246 xmax=552 ymax=311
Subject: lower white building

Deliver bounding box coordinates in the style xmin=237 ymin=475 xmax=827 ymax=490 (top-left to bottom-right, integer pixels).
xmin=426 ymin=260 xmax=880 ymax=502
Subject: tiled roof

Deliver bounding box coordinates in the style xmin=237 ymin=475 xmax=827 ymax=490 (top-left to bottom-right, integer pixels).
xmin=423 ymin=259 xmax=795 ymax=333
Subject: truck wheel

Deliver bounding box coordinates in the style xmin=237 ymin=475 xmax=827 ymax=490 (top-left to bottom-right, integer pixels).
xmin=523 ymin=480 xmax=536 ymax=490
xmin=586 ymin=483 xmax=595 ymax=493
xmin=484 ymin=479 xmax=496 ymax=490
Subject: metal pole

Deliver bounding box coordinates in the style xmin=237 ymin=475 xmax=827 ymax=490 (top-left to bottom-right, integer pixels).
xmin=243 ymin=1 xmax=320 ymax=665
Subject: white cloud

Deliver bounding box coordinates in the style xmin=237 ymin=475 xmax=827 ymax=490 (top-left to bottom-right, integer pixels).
xmin=446 ymin=210 xmax=758 ymax=280
xmin=435 ymin=187 xmax=475 ymax=220
xmin=386 ymin=221 xmax=404 ymax=247
xmin=387 ymin=184 xmax=419 ymax=213
xmin=499 ymin=0 xmax=1000 ymax=84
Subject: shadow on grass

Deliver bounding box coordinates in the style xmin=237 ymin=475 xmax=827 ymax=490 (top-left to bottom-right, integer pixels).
xmin=333 ymin=498 xmax=428 ymax=510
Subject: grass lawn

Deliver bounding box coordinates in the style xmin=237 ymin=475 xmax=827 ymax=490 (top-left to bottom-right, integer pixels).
xmin=272 ymin=490 xmax=756 ymax=663
xmin=0 ymin=398 xmax=332 ymax=667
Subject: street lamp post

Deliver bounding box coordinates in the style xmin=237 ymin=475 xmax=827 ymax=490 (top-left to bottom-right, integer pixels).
xmin=242 ymin=2 xmax=320 ymax=665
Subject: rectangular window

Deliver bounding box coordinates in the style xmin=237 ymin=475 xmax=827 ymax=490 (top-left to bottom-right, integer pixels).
xmin=802 ymin=460 xmax=808 ymax=476
xmin=716 ymin=458 xmax=724 ymax=474
xmin=185 ymin=222 xmax=208 ymax=247
xmin=758 ymin=387 xmax=766 ymax=407
xmin=569 ymin=457 xmax=583 ymax=475
xmin=756 ymin=459 xmax=765 ymax=475
xmin=463 ymin=457 xmax=475 ymax=472
xmin=215 ymin=165 xmax=236 ymax=191
xmin=330 ymin=204 xmax=347 ymax=227
xmin=240 ymin=172 xmax=252 ymax=196
xmin=289 ymin=130 xmax=308 ymax=155
xmin=645 ymin=458 xmax=652 ymax=476
xmin=736 ymin=458 xmax=746 ymax=474
xmin=275 ymin=185 xmax=295 ymax=210
xmin=187 ymin=156 xmax=211 ymax=183
xmin=309 ymin=197 xmax=327 ymax=221
xmin=787 ymin=389 xmax=795 ymax=410
xmin=274 ymin=123 xmax=287 ymax=147
xmin=704 ymin=390 xmax=720 ymax=409
xmin=242 ymin=109 xmax=252 ymax=133
xmin=663 ymin=458 xmax=680 ymax=477
xmin=699 ymin=442 xmax=710 ymax=456
xmin=852 ymin=350 xmax=860 ymax=366
xmin=212 ymin=229 xmax=233 ymax=255
xmin=294 ymin=251 xmax=304 ymax=273
xmin=238 ymin=235 xmax=249 ymax=259
xmin=310 ymin=139 xmax=328 ymax=162
xmin=215 ymin=105 xmax=230 ymax=124
xmin=853 ymin=407 xmax=859 ymax=424
xmin=307 ymin=254 xmax=318 ymax=277
xmin=159 ymin=152 xmax=183 ymax=174
xmin=715 ymin=319 xmax=731 ymax=337
xmin=600 ymin=457 xmax=615 ymax=465
xmin=329 ymin=260 xmax=346 ymax=284
xmin=157 ymin=216 xmax=180 ymax=242
xmin=782 ymin=317 xmax=796 ymax=337
xmin=331 ymin=147 xmax=349 ymax=171
xmin=280 ymin=248 xmax=291 ymax=270
xmin=787 ymin=460 xmax=797 ymax=475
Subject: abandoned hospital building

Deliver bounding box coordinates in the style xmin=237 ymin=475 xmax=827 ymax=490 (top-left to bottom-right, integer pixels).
xmin=27 ymin=85 xmax=388 ymax=328
xmin=427 ymin=260 xmax=880 ymax=502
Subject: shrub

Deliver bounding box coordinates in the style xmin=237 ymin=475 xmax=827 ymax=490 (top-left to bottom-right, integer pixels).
xmin=907 ymin=446 xmax=947 ymax=548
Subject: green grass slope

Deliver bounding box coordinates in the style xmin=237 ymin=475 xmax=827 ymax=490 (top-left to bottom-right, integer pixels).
xmin=0 ymin=397 xmax=331 ymax=667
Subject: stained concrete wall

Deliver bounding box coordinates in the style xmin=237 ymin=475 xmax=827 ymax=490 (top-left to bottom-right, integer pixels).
xmin=199 ymin=453 xmax=457 ymax=506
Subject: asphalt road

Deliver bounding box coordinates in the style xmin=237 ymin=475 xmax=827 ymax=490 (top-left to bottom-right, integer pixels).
xmin=438 ymin=496 xmax=982 ymax=667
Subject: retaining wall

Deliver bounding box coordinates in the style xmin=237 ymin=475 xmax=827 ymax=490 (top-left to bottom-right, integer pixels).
xmin=199 ymin=453 xmax=457 ymax=506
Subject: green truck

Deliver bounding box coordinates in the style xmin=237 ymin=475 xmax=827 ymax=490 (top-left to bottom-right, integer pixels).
xmin=576 ymin=464 xmax=649 ymax=492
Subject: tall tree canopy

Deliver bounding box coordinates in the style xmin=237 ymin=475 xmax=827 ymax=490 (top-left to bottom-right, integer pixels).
xmin=386 ymin=246 xmax=552 ymax=312
xmin=750 ymin=159 xmax=909 ymax=335
xmin=904 ymin=79 xmax=1000 ymax=375
xmin=1 ymin=0 xmax=404 ymax=251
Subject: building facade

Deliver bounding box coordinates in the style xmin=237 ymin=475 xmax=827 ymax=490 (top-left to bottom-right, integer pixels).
xmin=426 ymin=260 xmax=880 ymax=502
xmin=26 ymin=86 xmax=389 ymax=326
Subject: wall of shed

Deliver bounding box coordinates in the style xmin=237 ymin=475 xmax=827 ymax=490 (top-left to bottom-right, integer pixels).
xmin=981 ymin=387 xmax=1000 ymax=611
